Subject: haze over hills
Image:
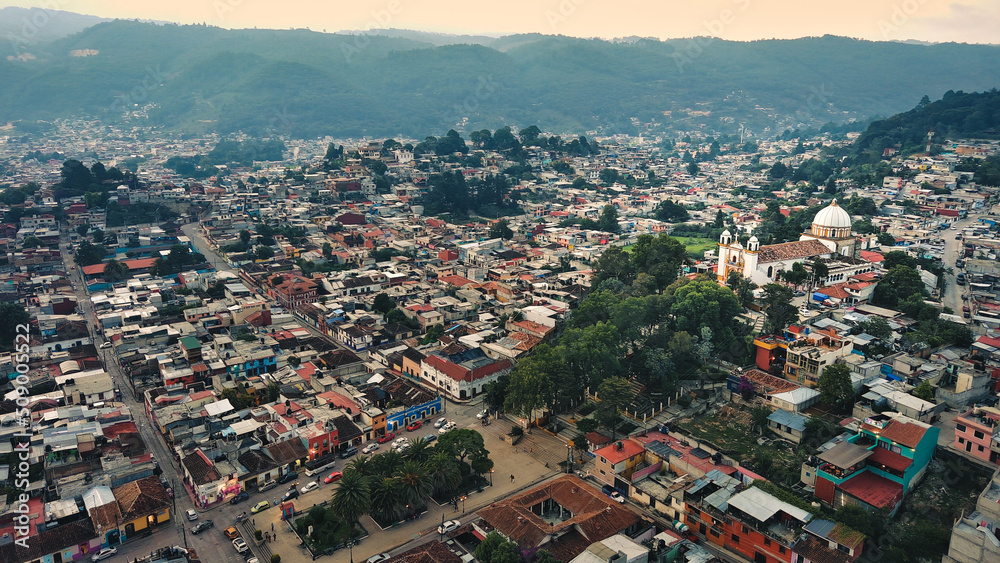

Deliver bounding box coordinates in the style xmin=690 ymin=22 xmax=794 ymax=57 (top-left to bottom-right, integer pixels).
xmin=0 ymin=7 xmax=110 ymax=50
xmin=2 ymin=18 xmax=999 ymax=139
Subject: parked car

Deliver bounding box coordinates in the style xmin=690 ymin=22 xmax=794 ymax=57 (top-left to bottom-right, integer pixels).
xmin=281 ymin=489 xmax=299 ymax=502
xmin=300 ymin=482 xmax=320 ymax=495
xmin=92 ymin=548 xmax=118 ymax=562
xmin=250 ymin=500 xmax=271 ymax=514
xmin=433 ymin=418 xmax=448 ymax=429
xmin=186 ymin=509 xmax=198 ymax=521
xmin=423 ymin=434 xmax=437 ymax=443
xmin=609 ymin=491 xmax=625 ymax=504
xmin=259 ymin=479 xmax=278 ymax=492
xmin=476 ymin=409 xmax=489 ymax=419
xmin=100 ymin=341 xmax=112 ymax=349
xmin=191 ymin=520 xmax=214 ymax=535
xmin=233 ymin=538 xmax=250 ymax=554
xmin=601 ymin=484 xmax=616 ymax=495
xmin=438 ymin=520 xmax=461 ymax=534
xmin=324 ymin=471 xmax=343 ymax=484
xmin=278 ymin=472 xmax=298 ymax=484
xmin=362 ymin=443 xmax=379 ymax=454
xmin=406 ymin=421 xmax=423 ymax=431
xmin=339 ymin=446 xmax=359 ymax=459
xmin=367 ymin=555 xmax=391 ymax=563
xmin=224 ymin=526 xmax=241 ymax=539
xmin=378 ymin=432 xmax=396 ymax=444
xmin=230 ymin=491 xmax=249 ymax=505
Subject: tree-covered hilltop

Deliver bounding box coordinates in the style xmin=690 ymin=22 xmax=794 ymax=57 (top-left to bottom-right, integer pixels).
xmin=848 ymin=90 xmax=1000 ymax=164
xmin=4 ymin=20 xmax=1000 ymax=137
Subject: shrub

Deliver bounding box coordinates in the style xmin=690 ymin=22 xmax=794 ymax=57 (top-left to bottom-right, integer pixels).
xmin=677 ymin=395 xmax=692 ymax=408
xmin=271 ymin=555 xmax=281 ymax=563
xmin=254 ymin=529 xmax=263 ymax=541
xmin=510 ymin=426 xmax=523 ymax=436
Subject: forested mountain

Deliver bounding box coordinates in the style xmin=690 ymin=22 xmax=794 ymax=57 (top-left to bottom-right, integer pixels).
xmin=849 ymin=90 xmax=1000 ymax=163
xmin=3 ymin=20 xmax=1000 ymax=138
xmin=0 ymin=7 xmax=109 ymax=49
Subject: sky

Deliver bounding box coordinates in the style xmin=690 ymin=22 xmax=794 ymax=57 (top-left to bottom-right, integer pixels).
xmin=7 ymin=0 xmax=1000 ymax=43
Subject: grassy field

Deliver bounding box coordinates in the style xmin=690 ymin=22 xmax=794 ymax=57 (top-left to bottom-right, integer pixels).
xmin=622 ymin=237 xmax=716 ymax=259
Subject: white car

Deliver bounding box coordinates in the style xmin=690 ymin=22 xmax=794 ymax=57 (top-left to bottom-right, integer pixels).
xmin=367 ymin=555 xmax=391 ymax=563
xmin=433 ymin=417 xmax=448 ymax=429
xmin=476 ymin=409 xmax=489 ymax=419
xmin=186 ymin=508 xmax=198 ymax=521
xmin=300 ymin=482 xmax=320 ymax=494
xmin=362 ymin=443 xmax=379 ymax=454
xmin=393 ymin=436 xmax=408 ymax=446
xmin=92 ymin=548 xmax=118 ymax=562
xmin=100 ymin=341 xmax=112 ymax=349
xmin=233 ymin=538 xmax=250 ymax=554
xmin=438 ymin=519 xmax=461 ymax=534
xmin=609 ymin=491 xmax=625 ymax=504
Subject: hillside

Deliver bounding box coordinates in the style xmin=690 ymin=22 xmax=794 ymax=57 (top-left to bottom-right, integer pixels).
xmin=0 ymin=7 xmax=109 ymax=51
xmin=850 ymin=90 xmax=1000 ymax=163
xmin=3 ymin=21 xmax=1000 ymax=138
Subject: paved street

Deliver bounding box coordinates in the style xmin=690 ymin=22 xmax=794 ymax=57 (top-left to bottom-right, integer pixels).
xmin=181 ymin=222 xmax=233 ymax=272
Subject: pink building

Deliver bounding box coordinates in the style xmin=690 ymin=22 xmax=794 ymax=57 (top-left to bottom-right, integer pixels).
xmin=953 ymin=407 xmax=1000 ymax=465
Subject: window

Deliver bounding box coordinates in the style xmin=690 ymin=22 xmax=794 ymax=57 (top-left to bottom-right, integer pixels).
xmin=710 ymin=529 xmax=721 ymax=538
xmin=779 ymin=546 xmax=786 ymax=554
xmin=764 ymin=538 xmax=771 ymax=546
xmin=959 ymin=437 xmax=965 ymax=444
xmin=957 ymin=424 xmax=967 ymax=432
xmin=742 ymin=525 xmax=750 ymax=534
xmin=975 ymin=430 xmax=985 ymax=440
xmin=979 ymin=445 xmax=985 ymax=452
xmin=732 ymin=534 xmax=740 ymax=544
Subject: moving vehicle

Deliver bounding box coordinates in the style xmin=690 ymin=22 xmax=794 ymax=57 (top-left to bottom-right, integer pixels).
xmin=324 ymin=471 xmax=343 ymax=484
xmin=250 ymin=500 xmax=270 ymax=514
xmin=609 ymin=491 xmax=625 ymax=504
xmin=224 ymin=526 xmax=241 ymax=539
xmin=476 ymin=409 xmax=489 ymax=419
xmin=300 ymin=482 xmax=320 ymax=494
xmin=406 ymin=421 xmax=422 ymax=431
xmin=233 ymin=538 xmax=250 ymax=554
xmin=278 ymin=472 xmax=299 ymax=484
xmin=304 ymin=457 xmax=338 ymax=477
xmin=230 ymin=491 xmax=249 ymax=505
xmin=378 ymin=432 xmax=396 ymax=444
xmin=281 ymin=489 xmax=299 ymax=502
xmin=100 ymin=341 xmax=112 ymax=349
xmin=186 ymin=509 xmax=198 ymax=521
xmin=191 ymin=520 xmax=214 ymax=535
xmin=438 ymin=520 xmax=461 ymax=534
xmin=92 ymin=548 xmax=118 ymax=562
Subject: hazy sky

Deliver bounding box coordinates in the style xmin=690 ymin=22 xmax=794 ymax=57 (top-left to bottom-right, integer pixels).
xmin=8 ymin=0 xmax=1000 ymax=43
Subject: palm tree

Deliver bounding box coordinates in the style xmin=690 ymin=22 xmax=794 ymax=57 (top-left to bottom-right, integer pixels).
xmin=428 ymin=451 xmax=462 ymax=497
xmin=404 ymin=438 xmax=432 ymax=464
xmin=369 ymin=477 xmax=404 ymax=523
xmin=372 ymin=450 xmax=403 ymax=479
xmin=395 ymin=460 xmax=433 ymax=510
xmin=346 ymin=455 xmax=374 ymax=478
xmin=331 ymin=470 xmax=370 ymax=524
xmin=103 ymin=259 xmax=130 ymax=282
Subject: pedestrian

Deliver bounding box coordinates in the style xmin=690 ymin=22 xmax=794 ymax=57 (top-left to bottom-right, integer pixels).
xmin=510 ymin=474 xmax=514 ymax=483
xmin=271 ymin=523 xmax=274 ymax=533
xmin=530 ymin=448 xmax=533 ymax=453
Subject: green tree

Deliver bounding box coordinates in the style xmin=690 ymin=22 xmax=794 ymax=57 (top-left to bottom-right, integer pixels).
xmin=488 ymin=219 xmax=514 ymax=240
xmin=877 ymin=232 xmax=897 ymax=246
xmin=654 ymin=200 xmax=690 ymax=223
xmin=0 ymin=303 xmax=30 ymax=350
xmin=576 ymin=417 xmax=599 ymax=434
xmin=373 ymin=293 xmax=396 ymax=315
xmin=913 ymin=381 xmax=936 ymax=402
xmin=751 ymin=405 xmax=772 ymax=435
xmin=394 ymin=460 xmax=432 ymax=509
xmin=760 ymin=284 xmax=797 ymax=334
xmin=858 ymin=317 xmax=892 ymax=341
xmin=255 ymin=245 xmax=275 ymax=260
xmin=435 ymin=428 xmax=488 ymax=464
xmin=21 ymin=236 xmax=43 ymax=248
xmin=421 ymin=324 xmax=445 ymax=344
xmin=872 ymin=265 xmax=926 ymax=308
xmin=595 ymin=377 xmax=633 ymax=439
xmin=686 ymin=161 xmax=699 ymax=176
xmin=103 ymin=259 xmax=130 ymax=282
xmin=331 ymin=470 xmax=370 ymax=523
xmin=781 ymin=262 xmax=810 ymax=286
xmin=819 ymin=363 xmax=855 ymax=413
xmin=726 ymin=271 xmax=757 ymax=310
xmin=597 ymin=204 xmax=620 ymax=233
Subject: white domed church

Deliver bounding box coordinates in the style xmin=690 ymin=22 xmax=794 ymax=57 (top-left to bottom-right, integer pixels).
xmin=717 ymin=200 xmax=860 ymax=287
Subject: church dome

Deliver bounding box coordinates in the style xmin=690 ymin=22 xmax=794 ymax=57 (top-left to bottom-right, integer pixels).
xmin=812 ymin=199 xmax=852 ymax=229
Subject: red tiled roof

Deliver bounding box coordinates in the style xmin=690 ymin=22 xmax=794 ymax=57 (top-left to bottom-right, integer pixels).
xmin=593 ymin=438 xmax=645 ymax=464
xmin=838 ymin=471 xmax=903 ymax=508
xmin=757 ymin=240 xmax=832 ymax=264
xmin=81 ymin=257 xmax=157 ymax=275
xmin=867 ymin=447 xmax=912 ymax=473
xmin=860 ymin=250 xmax=884 ymax=263
xmin=877 ymin=419 xmax=929 ymax=449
